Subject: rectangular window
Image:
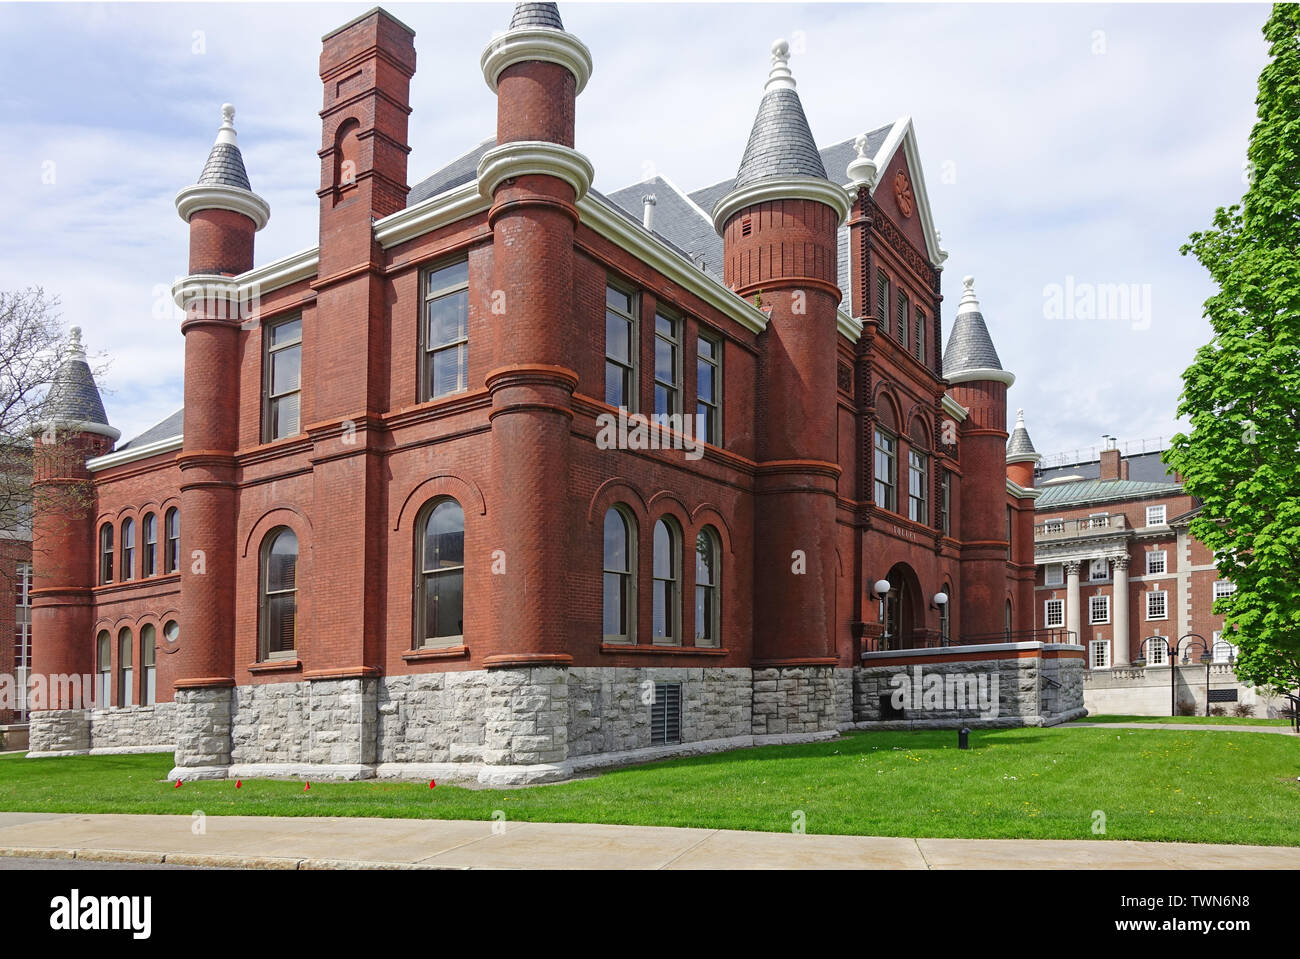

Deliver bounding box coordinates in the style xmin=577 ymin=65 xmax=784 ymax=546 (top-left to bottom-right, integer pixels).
xmin=1146 ymin=590 xmax=1168 ymax=621
xmin=1089 ymin=594 xmax=1110 ymax=624
xmin=1146 ymin=550 xmax=1167 ymax=575
xmin=908 ymin=450 xmax=928 ymax=524
xmin=1090 ymin=640 xmax=1111 ymax=669
xmin=142 ymin=628 xmax=156 ymax=707
xmin=143 ymin=514 xmax=157 ymax=577
xmin=1146 ymin=504 xmax=1167 ymax=526
xmin=873 ymin=428 xmax=896 ymax=511
xmin=1089 ymin=558 xmax=1110 ymax=582
xmin=650 ymin=682 xmax=682 ymax=745
xmin=876 ymin=269 xmax=889 ymax=325
xmin=696 ymin=331 xmax=722 ymax=445
xmin=14 ymin=564 xmax=30 ymax=718
xmin=605 ymin=282 xmax=637 ymax=410
xmin=1045 ymin=563 xmax=1064 ymax=587
xmin=1212 ymin=580 xmax=1236 ymax=601
xmin=422 ymin=259 xmax=470 ymax=400
xmin=264 ymin=315 xmax=302 ymax=441
xmin=1044 ymin=599 xmax=1064 ymax=628
xmin=1043 ymin=518 xmax=1064 ymax=534
xmin=914 ymin=309 xmax=926 ymax=363
xmin=96 ymin=633 xmax=111 ymax=708
xmin=652 ymin=312 xmax=680 ymax=417
xmin=938 ymin=469 xmax=951 ymax=535
xmin=895 ymin=291 xmax=908 ymax=345
xmin=1148 ymin=637 xmax=1167 ymax=665
xmin=1087 ymin=512 xmax=1110 ymax=529
xmin=118 ymin=632 xmax=133 ymax=709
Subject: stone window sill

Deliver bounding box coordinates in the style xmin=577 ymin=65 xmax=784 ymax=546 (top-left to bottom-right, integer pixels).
xmin=600 ymin=643 xmax=728 ymax=656
xmin=248 ymin=658 xmax=302 ymax=674
xmin=402 ymin=645 xmax=469 ymax=662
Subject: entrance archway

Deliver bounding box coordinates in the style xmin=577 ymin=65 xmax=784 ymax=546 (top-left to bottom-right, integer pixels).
xmin=880 ymin=562 xmax=925 ymax=650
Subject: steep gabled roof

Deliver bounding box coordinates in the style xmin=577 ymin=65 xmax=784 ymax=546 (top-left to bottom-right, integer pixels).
xmin=510 ymin=2 xmax=564 ymax=30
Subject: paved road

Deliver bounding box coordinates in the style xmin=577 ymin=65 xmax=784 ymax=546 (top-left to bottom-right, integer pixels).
xmin=0 ymin=812 xmax=1296 ymax=870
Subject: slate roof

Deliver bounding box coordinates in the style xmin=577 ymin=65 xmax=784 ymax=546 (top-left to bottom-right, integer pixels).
xmin=1037 ymin=449 xmax=1176 ymax=486
xmin=115 ymin=409 xmax=183 ymax=452
xmin=1034 ymin=477 xmax=1183 ymax=510
xmin=1006 ymin=421 xmax=1038 ymax=459
xmin=407 ymin=138 xmax=495 ymax=206
xmin=733 ymin=89 xmax=827 ymax=189
xmin=197 ymin=142 xmax=251 ymax=191
xmin=510 ymin=2 xmax=563 ymax=29
xmin=45 ymin=354 xmax=110 ymax=428
xmin=943 ymin=308 xmax=1003 ymax=375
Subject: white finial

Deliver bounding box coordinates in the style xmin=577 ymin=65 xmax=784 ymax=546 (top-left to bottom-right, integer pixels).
xmin=67 ymin=326 xmax=86 ymax=361
xmin=958 ymin=274 xmax=981 ymax=314
xmin=765 ymin=38 xmax=796 ymax=92
xmin=847 ymin=132 xmax=878 ymax=188
xmin=1016 ymin=408 xmax=1025 ymax=427
xmin=215 ymin=103 xmax=239 ymax=147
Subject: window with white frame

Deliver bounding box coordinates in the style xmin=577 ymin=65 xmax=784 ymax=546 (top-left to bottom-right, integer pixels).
xmin=1146 ymin=550 xmax=1167 ymax=575
xmin=422 ymin=260 xmax=470 ymax=400
xmin=1146 ymin=589 xmax=1168 ymax=621
xmin=1212 ymin=580 xmax=1237 ymax=601
xmin=1089 ymin=594 xmax=1110 ymax=624
xmin=1147 ymin=637 xmax=1167 ymax=665
xmin=605 ymin=282 xmax=638 ymax=410
xmin=1087 ymin=513 xmax=1109 ymax=529
xmin=1090 ymin=640 xmax=1110 ymax=669
xmin=1045 ymin=563 xmax=1063 ymax=586
xmin=1089 ymin=558 xmax=1109 ymax=582
xmin=1146 ymin=504 xmax=1167 ymax=526
xmin=1211 ymin=630 xmax=1238 ymax=663
xmin=1044 ymin=599 xmax=1064 ymax=628
xmin=263 ymin=315 xmax=302 ymax=441
xmin=1043 ymin=518 xmax=1064 ymax=534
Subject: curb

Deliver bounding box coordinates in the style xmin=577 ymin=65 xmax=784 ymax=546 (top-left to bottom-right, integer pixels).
xmin=0 ymin=846 xmax=456 ymax=870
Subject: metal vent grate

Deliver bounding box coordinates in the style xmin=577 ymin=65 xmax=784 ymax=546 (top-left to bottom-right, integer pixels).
xmin=650 ymin=682 xmax=682 ymax=745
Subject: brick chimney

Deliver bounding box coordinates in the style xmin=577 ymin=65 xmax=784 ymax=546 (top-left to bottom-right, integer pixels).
xmin=1100 ymin=447 xmax=1121 ymax=481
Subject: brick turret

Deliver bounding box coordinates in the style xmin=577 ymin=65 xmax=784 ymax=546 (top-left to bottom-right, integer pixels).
xmin=944 ymin=276 xmax=1016 ymax=639
xmin=170 ymin=104 xmax=269 ymax=775
xmin=30 ymin=328 xmax=118 ymax=718
xmin=479 ymin=3 xmax=593 ymax=668
xmin=714 ymin=40 xmax=850 ymax=672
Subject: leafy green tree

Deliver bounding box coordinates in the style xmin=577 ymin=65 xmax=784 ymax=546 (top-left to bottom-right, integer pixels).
xmin=1166 ymin=4 xmax=1300 ymax=697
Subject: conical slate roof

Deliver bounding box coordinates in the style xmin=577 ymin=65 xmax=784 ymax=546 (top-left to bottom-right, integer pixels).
xmin=510 ymin=2 xmax=563 ymax=30
xmin=943 ymin=275 xmax=1006 ymax=378
xmin=733 ymin=40 xmax=828 ymax=190
xmin=44 ymin=327 xmax=113 ymax=434
xmin=1006 ymin=409 xmax=1040 ymax=461
xmin=195 ymin=104 xmax=251 ymax=191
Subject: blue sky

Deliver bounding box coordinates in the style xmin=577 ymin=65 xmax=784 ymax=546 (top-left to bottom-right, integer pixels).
xmin=0 ymin=1 xmax=1272 ymax=462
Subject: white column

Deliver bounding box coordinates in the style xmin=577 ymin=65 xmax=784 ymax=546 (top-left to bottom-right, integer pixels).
xmin=1112 ymin=555 xmax=1130 ymax=665
xmin=1064 ymin=560 xmax=1081 ymax=645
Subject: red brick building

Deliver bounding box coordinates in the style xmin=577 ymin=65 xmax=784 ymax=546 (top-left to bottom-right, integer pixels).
xmin=27 ymin=4 xmax=1076 ymax=780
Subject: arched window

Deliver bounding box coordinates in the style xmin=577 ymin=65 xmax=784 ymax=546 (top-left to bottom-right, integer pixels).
xmin=907 ymin=419 xmax=929 ymax=525
xmin=652 ymin=518 xmax=681 ymax=645
xmin=602 ymin=507 xmax=635 ymax=644
xmin=140 ymin=623 xmax=156 ymax=706
xmin=142 ymin=513 xmax=157 ymax=577
xmin=164 ymin=508 xmax=179 ymax=573
xmin=95 ymin=630 xmax=111 ymax=707
xmin=98 ymin=523 xmax=113 ymax=584
xmin=259 ymin=528 xmax=298 ymax=660
xmin=694 ymin=526 xmax=720 ymax=648
xmin=121 ymin=518 xmax=135 ymax=581
xmin=416 ymin=499 xmax=464 ymax=648
xmin=118 ymin=627 xmax=133 ymax=707
xmin=873 ymin=399 xmax=898 ymax=512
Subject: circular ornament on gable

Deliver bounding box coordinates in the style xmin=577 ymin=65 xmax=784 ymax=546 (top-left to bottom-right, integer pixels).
xmin=894 ymin=170 xmax=915 ymax=218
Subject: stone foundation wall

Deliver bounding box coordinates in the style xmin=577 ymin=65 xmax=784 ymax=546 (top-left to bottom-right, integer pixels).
xmin=377 ymin=672 xmax=488 ymax=764
xmin=88 ymin=703 xmax=176 ymax=750
xmin=232 ymin=679 xmax=377 ymax=766
xmin=173 ymin=687 xmax=233 ymax=770
xmin=27 ymin=708 xmax=90 ymax=754
xmin=567 ymin=666 xmax=751 ymax=757
xmin=482 ymin=667 xmax=568 ymax=766
xmin=852 ymin=646 xmax=1088 ymax=729
xmin=751 ymin=666 xmax=836 ymax=735
xmin=833 ymin=668 xmax=853 ymax=728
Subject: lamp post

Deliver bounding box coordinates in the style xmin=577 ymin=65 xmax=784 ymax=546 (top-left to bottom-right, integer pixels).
xmin=1141 ymin=633 xmax=1210 ymax=716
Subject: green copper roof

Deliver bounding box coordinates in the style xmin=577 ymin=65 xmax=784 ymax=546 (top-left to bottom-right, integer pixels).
xmin=1034 ymin=478 xmax=1183 ymax=509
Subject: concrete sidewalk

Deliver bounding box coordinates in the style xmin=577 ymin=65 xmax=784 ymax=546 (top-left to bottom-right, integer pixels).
xmin=0 ymin=812 xmax=1296 ymax=869
xmin=1069 ymin=722 xmax=1298 ymax=735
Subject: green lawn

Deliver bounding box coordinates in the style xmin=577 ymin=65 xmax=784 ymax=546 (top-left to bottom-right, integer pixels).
xmin=1 ymin=727 xmax=1297 ymax=845
xmin=1080 ymin=714 xmax=1292 ymax=727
